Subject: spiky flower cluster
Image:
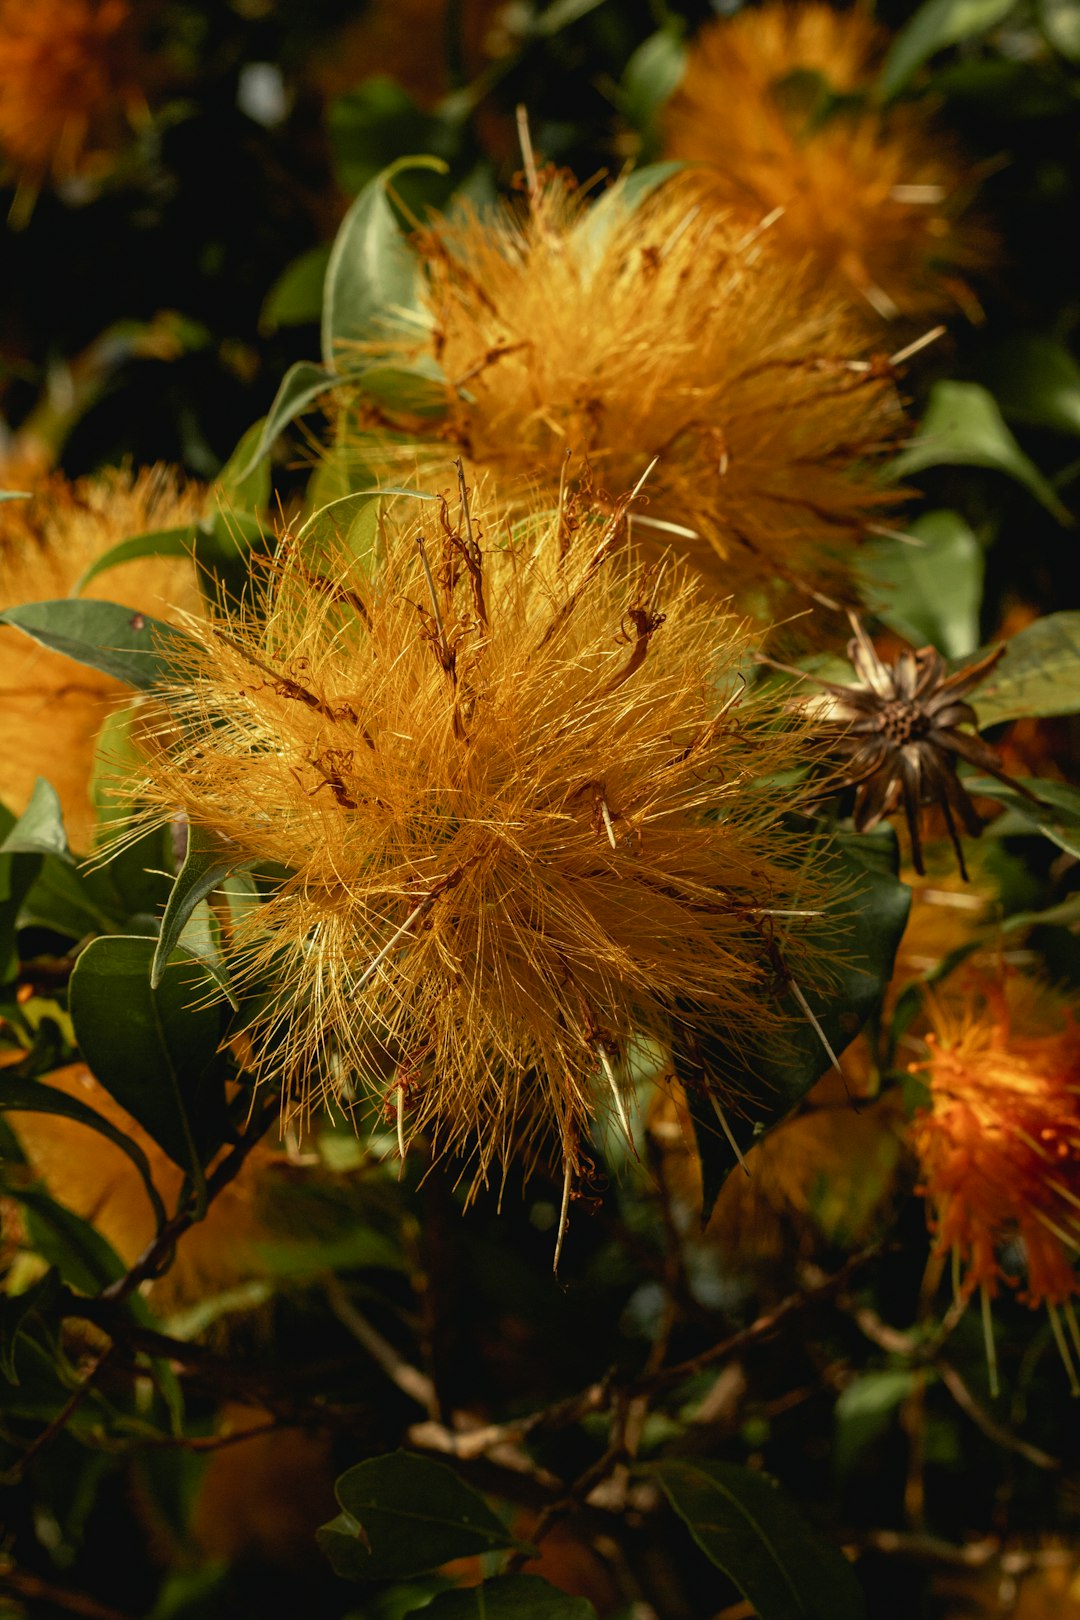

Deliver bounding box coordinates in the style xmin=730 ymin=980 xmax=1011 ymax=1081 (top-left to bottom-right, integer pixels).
xmin=0 ymin=0 xmax=146 ymax=190
xmin=0 ymin=465 xmax=204 ymax=846
xmin=663 ymin=1 xmax=993 ymax=319
xmin=344 ymin=171 xmax=902 ymax=634
xmin=136 ymin=486 xmax=834 ymax=1194
xmin=911 ymin=973 xmax=1080 ymax=1321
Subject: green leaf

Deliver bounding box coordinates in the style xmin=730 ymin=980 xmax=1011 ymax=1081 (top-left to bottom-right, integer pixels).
xmin=834 ymin=1370 xmax=917 ymax=1477
xmin=967 ymin=775 xmax=1080 ymax=860
xmin=322 ymin=155 xmax=449 ymax=375
xmin=216 ymin=418 xmax=271 ymax=514
xmin=0 ymin=490 xmax=31 ymax=502
xmin=621 ymin=28 xmax=687 ymax=141
xmin=71 ymin=527 xmax=196 ymax=597
xmin=16 ymin=1184 xmax=127 ymax=1294
xmin=1038 ymin=0 xmax=1080 ymax=57
xmin=1 ymin=1072 xmax=166 ymax=1229
xmin=0 ymin=805 xmax=42 ymax=983
xmin=576 ymin=162 xmax=685 ymax=266
xmin=152 ymin=824 xmax=249 ymax=990
xmin=261 ymin=243 xmax=331 ymax=332
xmin=317 ymin=1451 xmax=522 ymax=1582
xmin=892 ymin=381 xmax=1072 ymax=524
xmin=228 ymin=361 xmax=336 ymax=485
xmin=0 ymin=599 xmax=197 ymax=691
xmin=984 ymin=334 xmax=1080 ymax=437
xmin=411 ymin=1576 xmax=598 ymax=1618
xmin=0 ymin=1268 xmax=61 ymax=1383
xmin=679 ymin=827 xmax=910 ymax=1214
xmin=972 ymin=611 xmax=1080 ymax=725
xmin=654 ymin=1458 xmax=866 ymax=1620
xmin=880 ymin=0 xmax=1019 ymax=96
xmin=857 ymin=510 xmax=983 ymax=658
xmin=68 ymin=936 xmax=227 ymax=1179
xmin=0 ymin=779 xmax=72 ymax=862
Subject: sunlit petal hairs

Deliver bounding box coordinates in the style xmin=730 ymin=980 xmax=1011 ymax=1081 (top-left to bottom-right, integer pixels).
xmin=335 ymin=167 xmax=905 ymax=639
xmin=131 ymin=481 xmax=840 ymax=1218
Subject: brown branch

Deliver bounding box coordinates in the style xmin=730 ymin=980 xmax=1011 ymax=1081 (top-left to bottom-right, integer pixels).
xmin=934 ymin=1358 xmax=1061 ymax=1472
xmin=0 ymin=1562 xmax=135 ymax=1620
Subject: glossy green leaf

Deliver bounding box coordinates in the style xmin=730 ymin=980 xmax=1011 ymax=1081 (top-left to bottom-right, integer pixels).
xmin=0 ymin=1268 xmax=61 ymax=1383
xmin=261 ymin=243 xmax=331 ymax=332
xmin=857 ymin=509 xmax=983 ymax=658
xmin=1002 ymin=890 xmax=1080 ymax=933
xmin=152 ymin=824 xmax=249 ymax=990
xmin=984 ymin=334 xmax=1080 ymax=437
xmin=322 ymin=155 xmax=448 ymax=374
xmin=317 ymin=1451 xmax=521 ymax=1581
xmin=412 ymin=1577 xmax=598 ymax=1619
xmin=71 ymin=526 xmax=196 ymax=597
xmin=621 ymin=28 xmax=687 ymax=140
xmin=216 ymin=418 xmax=271 ymax=513
xmin=0 ymin=599 xmax=196 ymax=691
xmin=0 ymin=806 xmax=42 ymax=983
xmin=0 ymin=1072 xmax=166 ymax=1228
xmin=880 ymin=0 xmax=1018 ymax=96
xmin=17 ymin=1184 xmax=127 ymax=1294
xmin=679 ymin=827 xmax=910 ymax=1215
xmin=576 ymin=162 xmax=685 ymax=266
xmin=972 ymin=611 xmax=1080 ymax=725
xmin=892 ymin=381 xmax=1071 ymax=523
xmin=968 ymin=774 xmax=1080 ymax=860
xmin=655 ymin=1458 xmax=866 ymax=1620
xmin=0 ymin=779 xmax=72 ymax=862
xmin=228 ymin=361 xmax=336 ymax=484
xmin=69 ymin=936 xmax=227 ymax=1178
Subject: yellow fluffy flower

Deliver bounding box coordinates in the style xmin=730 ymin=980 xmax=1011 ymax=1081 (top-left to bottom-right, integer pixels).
xmin=339 ymin=170 xmax=903 ymax=635
xmin=0 ymin=0 xmax=146 ymax=190
xmin=0 ymin=466 xmax=205 ymax=848
xmin=663 ymin=2 xmax=993 ymax=320
xmin=131 ymin=485 xmax=835 ymax=1199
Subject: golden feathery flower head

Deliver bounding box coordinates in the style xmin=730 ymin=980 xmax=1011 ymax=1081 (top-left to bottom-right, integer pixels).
xmin=7 ymin=1064 xmax=271 ymax=1312
xmin=911 ymin=972 xmax=1080 ymax=1351
xmin=132 ymin=481 xmax=835 ymax=1204
xmin=662 ymin=1 xmax=995 ymax=320
xmin=0 ymin=466 xmax=205 ymax=847
xmin=0 ymin=0 xmax=147 ymax=193
xmin=341 ymin=168 xmax=904 ymax=638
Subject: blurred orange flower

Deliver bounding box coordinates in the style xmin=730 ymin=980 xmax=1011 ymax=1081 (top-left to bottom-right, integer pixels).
xmin=0 ymin=0 xmax=147 ymax=191
xmin=663 ymin=1 xmax=994 ymax=320
xmin=911 ymin=973 xmax=1080 ymax=1313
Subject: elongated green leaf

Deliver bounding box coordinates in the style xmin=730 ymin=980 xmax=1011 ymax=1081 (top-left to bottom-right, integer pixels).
xmin=0 ymin=1268 xmax=61 ymax=1383
xmin=576 ymin=162 xmax=685 ymax=265
xmin=1002 ymin=891 xmax=1080 ymax=933
xmin=322 ymin=155 xmax=448 ymax=373
xmin=972 ymin=611 xmax=1080 ymax=725
xmin=317 ymin=1451 xmax=521 ymax=1581
xmin=968 ymin=775 xmax=1080 ymax=860
xmin=152 ymin=824 xmax=249 ymax=990
xmin=71 ymin=527 xmax=196 ymax=597
xmin=0 ymin=490 xmax=31 ymax=502
xmin=880 ymin=0 xmax=1018 ymax=96
xmin=16 ymin=1185 xmax=127 ymax=1294
xmin=413 ymin=1577 xmax=598 ymax=1618
xmin=0 ymin=779 xmax=72 ymax=862
xmin=985 ymin=334 xmax=1080 ymax=437
xmin=0 ymin=1072 xmax=166 ymax=1228
xmin=0 ymin=599 xmax=196 ymax=690
xmin=857 ymin=510 xmax=983 ymax=658
xmin=261 ymin=243 xmax=331 ymax=331
xmin=679 ymin=827 xmax=910 ymax=1215
xmin=216 ymin=418 xmax=272 ymax=514
xmin=655 ymin=1458 xmax=866 ymax=1620
xmin=228 ymin=361 xmax=336 ymax=485
xmin=834 ymin=1370 xmax=917 ymax=1477
xmin=892 ymin=381 xmax=1071 ymax=523
xmin=621 ymin=28 xmax=687 ymax=141
xmin=0 ymin=805 xmax=42 ymax=983
xmin=69 ymin=936 xmax=227 ymax=1177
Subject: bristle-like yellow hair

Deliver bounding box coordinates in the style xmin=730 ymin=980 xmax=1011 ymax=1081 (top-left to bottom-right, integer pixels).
xmin=132 ymin=484 xmax=838 ymax=1196
xmin=0 ymin=465 xmax=205 ymax=848
xmin=339 ymin=170 xmax=903 ymax=637
xmin=663 ymin=2 xmax=994 ymax=320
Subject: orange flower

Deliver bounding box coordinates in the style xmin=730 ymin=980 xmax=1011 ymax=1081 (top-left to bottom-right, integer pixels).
xmin=0 ymin=0 xmax=146 ymax=190
xmin=0 ymin=465 xmax=205 ymax=848
xmin=341 ymin=169 xmax=902 ymax=635
xmin=663 ymin=1 xmax=994 ymax=320
xmin=911 ymin=974 xmax=1080 ymax=1313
